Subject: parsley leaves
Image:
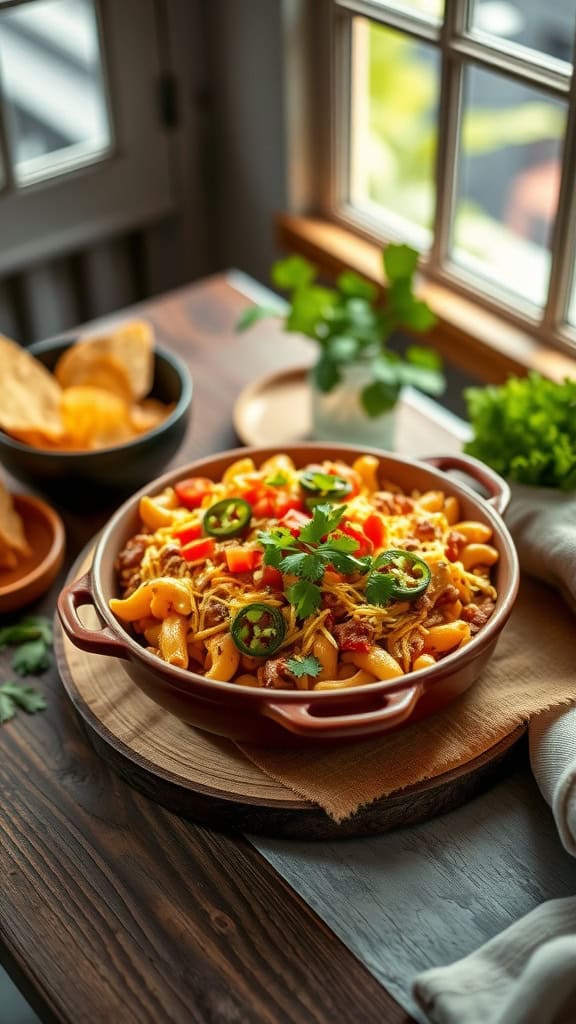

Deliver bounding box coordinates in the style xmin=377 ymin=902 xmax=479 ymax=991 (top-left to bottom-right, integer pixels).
xmin=12 ymin=638 xmax=51 ymax=676
xmin=0 ymin=683 xmax=47 ymax=723
xmin=258 ymin=504 xmax=369 ymax=619
xmin=285 ymin=655 xmax=322 ymax=679
xmin=465 ymin=373 xmax=576 ymax=489
xmin=0 ymin=615 xmax=52 ymax=724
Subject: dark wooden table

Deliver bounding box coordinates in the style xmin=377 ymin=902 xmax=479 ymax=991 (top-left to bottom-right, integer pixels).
xmin=0 ymin=272 xmax=468 ymax=1024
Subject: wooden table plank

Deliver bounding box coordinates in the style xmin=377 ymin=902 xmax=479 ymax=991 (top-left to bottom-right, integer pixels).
xmin=1 ymin=273 xmax=427 ymax=1023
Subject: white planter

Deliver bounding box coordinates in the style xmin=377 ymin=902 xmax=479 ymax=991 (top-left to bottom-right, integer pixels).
xmin=310 ymin=363 xmax=397 ymax=450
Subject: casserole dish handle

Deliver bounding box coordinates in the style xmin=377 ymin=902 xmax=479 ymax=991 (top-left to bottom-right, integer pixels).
xmin=263 ymin=684 xmax=422 ymax=740
xmin=58 ymin=573 xmax=130 ymax=660
xmin=422 ymin=453 xmax=510 ymax=515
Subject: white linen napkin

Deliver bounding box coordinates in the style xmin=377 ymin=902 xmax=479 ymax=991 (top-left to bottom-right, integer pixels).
xmin=414 ymin=482 xmax=576 ymax=1024
xmin=413 ymin=898 xmax=576 ymax=1024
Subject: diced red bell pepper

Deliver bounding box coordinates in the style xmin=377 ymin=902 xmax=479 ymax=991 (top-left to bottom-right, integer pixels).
xmin=363 ymin=513 xmax=386 ymax=550
xmin=261 ymin=565 xmax=284 ymax=589
xmin=173 ymin=521 xmax=203 ymax=545
xmin=341 ymin=520 xmax=374 ymax=557
xmin=181 ymin=537 xmax=215 ymax=562
xmin=175 ymin=477 xmax=213 ymax=509
xmin=273 ymin=493 xmax=304 ymax=518
xmin=252 ymin=495 xmax=275 ymax=518
xmin=278 ymin=509 xmax=312 ymax=535
xmin=225 ymin=547 xmax=261 ymax=573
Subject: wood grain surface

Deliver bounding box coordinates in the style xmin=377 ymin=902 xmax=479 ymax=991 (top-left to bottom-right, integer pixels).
xmin=57 ymin=551 xmax=523 ymax=840
xmin=1 ymin=274 xmax=429 ymax=1024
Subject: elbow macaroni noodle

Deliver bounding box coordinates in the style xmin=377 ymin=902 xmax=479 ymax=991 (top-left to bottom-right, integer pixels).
xmin=110 ymin=453 xmax=499 ymax=691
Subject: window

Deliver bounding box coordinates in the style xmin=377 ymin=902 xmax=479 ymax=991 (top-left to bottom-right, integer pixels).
xmin=327 ymin=0 xmax=576 ymax=352
xmin=0 ymin=0 xmax=111 ymax=186
xmin=0 ymin=0 xmax=174 ymax=276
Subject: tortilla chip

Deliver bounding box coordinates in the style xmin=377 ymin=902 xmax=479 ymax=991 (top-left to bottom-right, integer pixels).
xmin=60 ymin=386 xmax=137 ymax=450
xmin=0 ymin=335 xmax=64 ymax=440
xmin=53 ymin=348 xmax=132 ymax=403
xmin=0 ymin=476 xmax=31 ymax=560
xmin=55 ymin=320 xmax=154 ymax=403
xmin=130 ymin=398 xmax=173 ymax=434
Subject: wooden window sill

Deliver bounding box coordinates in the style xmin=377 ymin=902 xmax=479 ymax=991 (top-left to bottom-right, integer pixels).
xmin=275 ymin=213 xmax=576 ymax=385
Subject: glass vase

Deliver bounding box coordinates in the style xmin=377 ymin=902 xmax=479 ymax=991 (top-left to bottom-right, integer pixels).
xmin=309 ymin=362 xmax=397 ymax=450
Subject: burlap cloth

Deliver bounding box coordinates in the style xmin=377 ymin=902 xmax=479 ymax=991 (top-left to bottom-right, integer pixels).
xmin=239 ymin=576 xmax=576 ymax=822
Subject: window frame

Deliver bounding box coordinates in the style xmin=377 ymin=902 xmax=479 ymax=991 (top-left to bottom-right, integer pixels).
xmin=0 ymin=0 xmax=175 ymax=276
xmin=311 ymin=0 xmax=576 ymax=357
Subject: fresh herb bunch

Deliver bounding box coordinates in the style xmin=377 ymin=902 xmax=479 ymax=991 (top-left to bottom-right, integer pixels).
xmin=237 ymin=244 xmax=444 ymax=418
xmin=0 ymin=615 xmax=52 ymax=724
xmin=464 ymin=373 xmax=576 ymax=490
xmin=258 ymin=504 xmax=402 ymax=619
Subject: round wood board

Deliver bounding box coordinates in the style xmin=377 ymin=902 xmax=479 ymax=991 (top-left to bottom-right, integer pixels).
xmin=56 ymin=548 xmax=526 ymax=838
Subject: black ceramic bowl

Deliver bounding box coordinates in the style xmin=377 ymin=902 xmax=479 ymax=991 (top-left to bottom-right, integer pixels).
xmin=0 ymin=336 xmax=193 ymax=503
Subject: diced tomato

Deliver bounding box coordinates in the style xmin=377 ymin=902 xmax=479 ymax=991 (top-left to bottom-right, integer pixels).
xmin=181 ymin=537 xmax=215 ymax=562
xmin=225 ymin=547 xmax=261 ymax=573
xmin=341 ymin=520 xmax=374 ymax=557
xmin=252 ymin=495 xmax=275 ymax=518
xmin=278 ymin=508 xmax=312 ymax=535
xmin=251 ymin=489 xmax=304 ymax=519
xmin=173 ymin=521 xmax=203 ymax=545
xmin=363 ymin=513 xmax=386 ymax=550
xmin=273 ymin=493 xmax=304 ymax=518
xmin=261 ymin=565 xmax=284 ymax=589
xmin=175 ymin=477 xmax=213 ymax=509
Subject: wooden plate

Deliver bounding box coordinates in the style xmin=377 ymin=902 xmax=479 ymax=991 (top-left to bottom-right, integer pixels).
xmin=233 ymin=364 xmax=313 ymax=447
xmin=56 ymin=550 xmax=525 ymax=838
xmin=232 ymin=365 xmax=471 ymax=452
xmin=0 ymin=494 xmax=65 ymax=613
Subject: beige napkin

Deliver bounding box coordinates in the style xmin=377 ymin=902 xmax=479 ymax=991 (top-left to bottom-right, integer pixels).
xmin=240 ymin=577 xmax=576 ymax=822
xmin=413 ymin=483 xmax=576 ymax=1024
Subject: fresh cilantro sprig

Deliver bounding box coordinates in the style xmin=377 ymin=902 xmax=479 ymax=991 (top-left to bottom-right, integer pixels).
xmin=258 ymin=504 xmax=370 ymax=619
xmin=0 ymin=615 xmax=52 ymax=724
xmin=285 ymin=655 xmax=322 ymax=679
xmin=0 ymin=683 xmax=47 ymax=723
xmin=1 ymin=615 xmax=53 ymax=675
xmin=0 ymin=615 xmax=53 ymax=649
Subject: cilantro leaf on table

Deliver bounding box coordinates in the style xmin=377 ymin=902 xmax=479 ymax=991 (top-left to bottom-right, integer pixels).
xmin=285 ymin=655 xmax=322 ymax=679
xmin=11 ymin=639 xmax=51 ymax=676
xmin=0 ymin=682 xmax=47 ymax=723
xmin=0 ymin=615 xmax=53 ymax=649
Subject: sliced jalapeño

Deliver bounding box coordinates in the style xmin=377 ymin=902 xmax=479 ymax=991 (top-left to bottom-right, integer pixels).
xmin=203 ymin=498 xmax=252 ymax=538
xmin=372 ymin=549 xmax=431 ymax=601
xmin=299 ymin=469 xmax=352 ymax=507
xmin=230 ymin=603 xmax=286 ymax=657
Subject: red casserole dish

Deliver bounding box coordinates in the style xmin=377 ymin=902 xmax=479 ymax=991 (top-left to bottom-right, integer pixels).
xmin=58 ymin=444 xmax=519 ymax=745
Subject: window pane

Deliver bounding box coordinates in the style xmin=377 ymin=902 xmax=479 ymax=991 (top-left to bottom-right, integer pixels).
xmin=349 ymin=18 xmax=440 ymax=249
xmin=0 ymin=0 xmax=111 ymax=186
xmin=367 ymin=0 xmax=444 ymax=20
xmin=470 ymin=1 xmax=575 ymax=67
xmin=452 ymin=66 xmax=566 ymax=308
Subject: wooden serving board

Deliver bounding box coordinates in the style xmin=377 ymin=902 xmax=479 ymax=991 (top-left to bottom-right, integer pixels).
xmin=56 ymin=551 xmax=525 ymax=839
